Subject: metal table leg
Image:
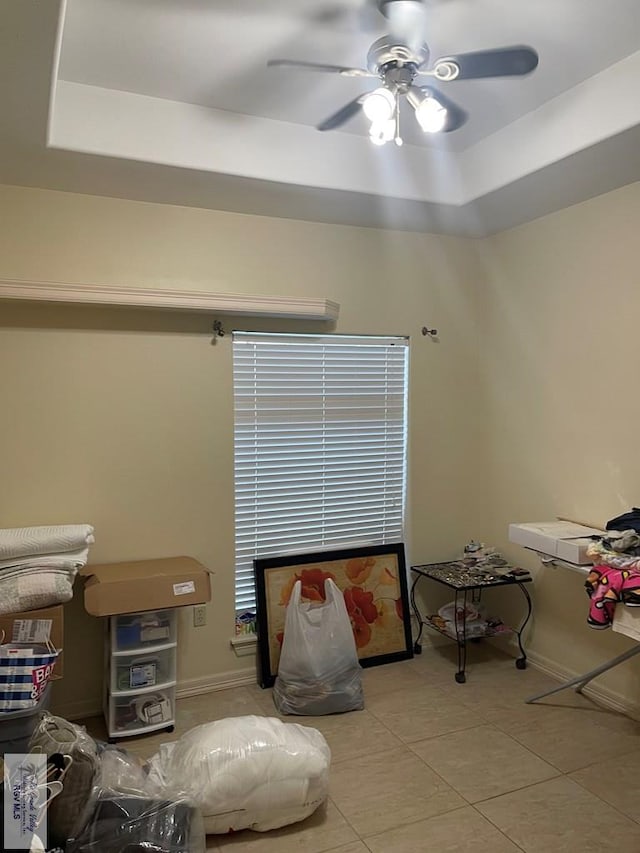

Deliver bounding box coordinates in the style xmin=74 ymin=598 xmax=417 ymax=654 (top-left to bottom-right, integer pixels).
xmin=526 ymin=642 xmax=640 ymax=704
xmin=410 ymin=571 xmax=425 ymax=654
xmin=515 ymin=582 xmax=533 ymax=670
xmin=454 ymin=589 xmax=468 ymax=683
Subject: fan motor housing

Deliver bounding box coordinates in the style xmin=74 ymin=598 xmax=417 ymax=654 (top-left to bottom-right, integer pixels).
xmin=377 ymin=0 xmax=425 ymax=18
xmin=366 ymin=36 xmax=430 ymax=76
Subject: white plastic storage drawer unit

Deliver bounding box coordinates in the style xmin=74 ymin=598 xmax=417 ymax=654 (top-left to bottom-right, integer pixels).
xmin=104 ymin=608 xmax=177 ymax=742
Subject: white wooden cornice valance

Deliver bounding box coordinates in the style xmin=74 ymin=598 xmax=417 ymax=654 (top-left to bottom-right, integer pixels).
xmin=0 ymin=280 xmax=340 ymax=321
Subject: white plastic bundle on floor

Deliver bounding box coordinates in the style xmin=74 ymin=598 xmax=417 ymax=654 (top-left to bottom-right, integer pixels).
xmin=146 ymin=715 xmax=331 ymax=835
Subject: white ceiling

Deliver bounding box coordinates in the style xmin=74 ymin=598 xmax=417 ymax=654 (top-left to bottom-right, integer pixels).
xmin=1 ymin=0 xmax=640 ymax=235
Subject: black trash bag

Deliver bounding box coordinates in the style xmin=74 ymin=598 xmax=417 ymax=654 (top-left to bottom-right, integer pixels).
xmin=65 ymin=795 xmax=205 ymax=853
xmin=606 ymin=508 xmax=640 ymax=535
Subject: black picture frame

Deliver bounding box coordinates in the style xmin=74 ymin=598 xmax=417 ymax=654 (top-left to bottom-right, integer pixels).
xmin=254 ymin=542 xmax=413 ymax=688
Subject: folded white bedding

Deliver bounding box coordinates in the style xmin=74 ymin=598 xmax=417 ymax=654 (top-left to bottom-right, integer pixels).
xmin=0 ymin=547 xmax=89 ymax=572
xmin=0 ymin=525 xmax=94 ymax=561
xmin=0 ymin=566 xmax=77 ymax=615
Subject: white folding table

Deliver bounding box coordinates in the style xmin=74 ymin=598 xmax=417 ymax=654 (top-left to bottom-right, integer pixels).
xmin=524 ymin=552 xmax=640 ymax=704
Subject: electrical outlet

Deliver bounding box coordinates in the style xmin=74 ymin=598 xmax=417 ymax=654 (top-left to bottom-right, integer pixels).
xmin=193 ymin=605 xmax=207 ymax=628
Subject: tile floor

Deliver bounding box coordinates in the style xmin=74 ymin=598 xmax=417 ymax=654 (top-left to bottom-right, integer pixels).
xmin=83 ymin=641 xmax=640 ymax=852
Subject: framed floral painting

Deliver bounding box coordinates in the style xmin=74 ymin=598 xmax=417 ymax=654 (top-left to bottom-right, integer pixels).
xmin=254 ymin=543 xmax=413 ymax=688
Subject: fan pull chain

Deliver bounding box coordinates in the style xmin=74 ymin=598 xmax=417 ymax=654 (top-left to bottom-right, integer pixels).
xmin=394 ymin=95 xmax=403 ymax=146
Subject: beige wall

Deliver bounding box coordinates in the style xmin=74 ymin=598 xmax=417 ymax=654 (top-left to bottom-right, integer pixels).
xmin=5 ymin=181 xmax=638 ymax=718
xmin=0 ymin=184 xmax=484 ymax=717
xmin=477 ymin=181 xmax=640 ymax=710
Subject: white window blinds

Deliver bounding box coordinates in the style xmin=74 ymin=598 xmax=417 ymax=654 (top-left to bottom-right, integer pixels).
xmin=233 ymin=332 xmax=409 ymax=612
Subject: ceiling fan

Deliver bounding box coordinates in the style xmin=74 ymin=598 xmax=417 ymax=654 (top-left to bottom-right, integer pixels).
xmin=267 ymin=0 xmax=538 ymax=146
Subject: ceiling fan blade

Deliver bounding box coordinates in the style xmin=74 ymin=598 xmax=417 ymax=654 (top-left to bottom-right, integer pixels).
xmin=317 ymin=96 xmax=366 ymax=131
xmin=420 ymin=86 xmax=468 ymax=132
xmin=432 ymin=46 xmax=539 ymax=80
xmin=267 ymin=59 xmax=376 ymax=78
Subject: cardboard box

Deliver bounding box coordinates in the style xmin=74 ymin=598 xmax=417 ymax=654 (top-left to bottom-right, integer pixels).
xmin=79 ymin=556 xmax=212 ymax=617
xmin=0 ymin=605 xmax=64 ymax=677
xmin=508 ymin=521 xmax=605 ymax=565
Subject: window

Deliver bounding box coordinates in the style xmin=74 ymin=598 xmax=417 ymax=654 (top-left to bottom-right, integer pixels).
xmin=233 ymin=332 xmax=409 ymax=612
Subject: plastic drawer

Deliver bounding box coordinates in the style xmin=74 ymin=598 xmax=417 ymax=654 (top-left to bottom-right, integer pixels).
xmin=110 ymin=686 xmax=175 ymax=736
xmin=111 ymin=647 xmax=176 ymax=693
xmin=112 ymin=610 xmax=176 ymax=652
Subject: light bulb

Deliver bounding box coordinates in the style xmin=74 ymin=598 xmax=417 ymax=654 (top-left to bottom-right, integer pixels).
xmin=369 ymin=118 xmax=395 ymax=146
xmin=415 ymin=96 xmax=447 ymax=133
xmin=363 ymin=87 xmax=396 ymax=123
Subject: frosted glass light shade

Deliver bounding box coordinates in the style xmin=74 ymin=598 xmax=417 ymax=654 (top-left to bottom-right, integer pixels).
xmin=415 ymin=96 xmax=447 ymax=133
xmin=362 ymin=87 xmax=396 ymax=123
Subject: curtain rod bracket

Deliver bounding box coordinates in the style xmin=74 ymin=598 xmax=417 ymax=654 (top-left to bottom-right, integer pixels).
xmin=421 ymin=326 xmax=438 ymax=338
xmin=212 ymin=320 xmax=226 ymax=340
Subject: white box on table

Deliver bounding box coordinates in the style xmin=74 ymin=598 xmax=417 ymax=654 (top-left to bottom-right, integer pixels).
xmin=508 ymin=521 xmax=605 ymax=565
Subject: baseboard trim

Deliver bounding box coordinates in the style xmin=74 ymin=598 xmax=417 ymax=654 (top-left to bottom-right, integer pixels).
xmin=56 ymin=666 xmax=257 ymax=721
xmin=175 ymin=667 xmax=256 ymax=699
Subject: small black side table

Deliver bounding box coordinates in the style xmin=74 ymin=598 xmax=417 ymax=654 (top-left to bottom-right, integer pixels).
xmin=411 ymin=561 xmax=533 ymax=683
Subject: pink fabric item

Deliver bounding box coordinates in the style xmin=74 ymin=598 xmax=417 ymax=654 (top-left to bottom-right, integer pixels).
xmin=585 ymin=565 xmax=640 ymax=628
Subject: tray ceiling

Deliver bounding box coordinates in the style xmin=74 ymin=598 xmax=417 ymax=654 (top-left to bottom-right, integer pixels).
xmin=1 ymin=0 xmax=639 ymax=234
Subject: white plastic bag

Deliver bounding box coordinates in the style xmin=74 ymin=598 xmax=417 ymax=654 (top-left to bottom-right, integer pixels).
xmin=274 ymin=579 xmax=364 ymax=715
xmin=438 ymin=600 xmax=487 ymax=639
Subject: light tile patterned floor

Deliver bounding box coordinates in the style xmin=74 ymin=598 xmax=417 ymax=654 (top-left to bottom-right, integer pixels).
xmin=83 ymin=643 xmax=640 ymax=852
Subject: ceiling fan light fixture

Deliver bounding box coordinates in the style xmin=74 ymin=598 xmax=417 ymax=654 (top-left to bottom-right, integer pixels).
xmin=362 ymin=87 xmax=396 ymax=123
xmin=369 ymin=117 xmax=396 ymax=146
xmin=407 ymin=87 xmax=448 ymax=133
xmin=415 ymin=97 xmax=447 ymax=133
xmin=269 ymin=4 xmax=538 ymax=139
